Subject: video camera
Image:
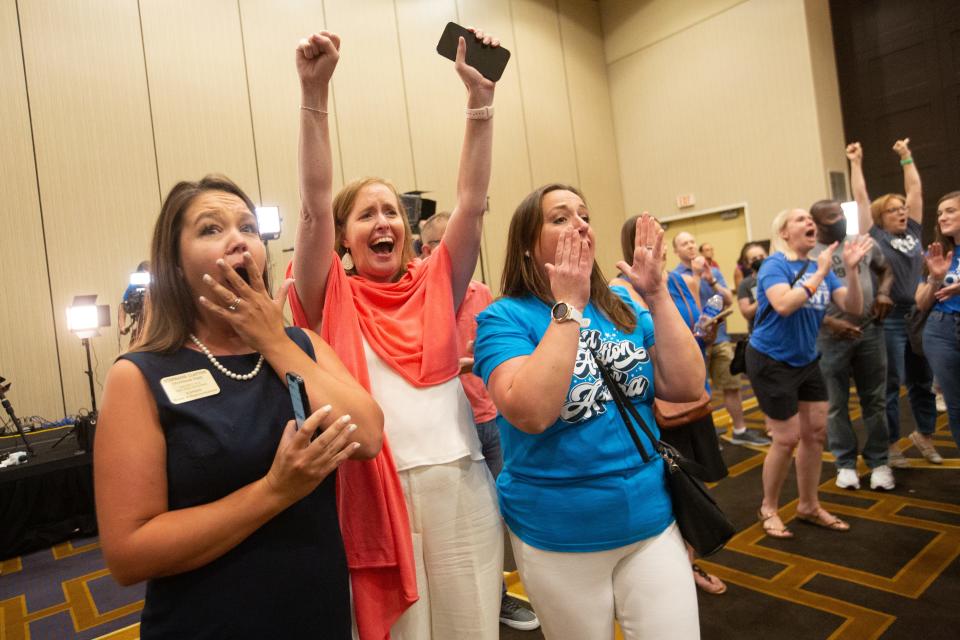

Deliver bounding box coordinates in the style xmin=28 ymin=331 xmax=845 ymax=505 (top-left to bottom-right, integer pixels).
xmin=122 ymin=271 xmax=150 ymax=319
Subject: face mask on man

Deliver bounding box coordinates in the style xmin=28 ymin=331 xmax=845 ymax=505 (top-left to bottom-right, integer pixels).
xmin=821 ymin=217 xmax=847 ymax=245
xmin=748 ymin=257 xmax=764 ymax=274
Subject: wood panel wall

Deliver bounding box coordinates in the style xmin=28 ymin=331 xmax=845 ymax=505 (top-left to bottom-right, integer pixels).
xmin=601 ymin=0 xmax=846 ymax=243
xmin=1 ymin=0 xmax=624 ymax=419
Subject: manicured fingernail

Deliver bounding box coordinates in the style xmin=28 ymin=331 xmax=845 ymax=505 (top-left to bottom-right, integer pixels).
xmin=319 ymin=404 xmax=332 ymax=413
xmin=198 ymin=296 xmax=207 ymax=304
xmin=244 ymin=251 xmax=252 ymax=259
xmin=340 ymin=414 xmax=352 ymax=423
xmin=217 ymin=259 xmax=225 ymax=266
xmin=348 ymin=423 xmax=358 ymax=433
xmin=203 ymin=274 xmax=213 ymax=283
xmin=353 ymin=442 xmax=361 ymax=449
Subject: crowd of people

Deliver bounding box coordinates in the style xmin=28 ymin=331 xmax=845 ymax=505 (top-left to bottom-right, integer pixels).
xmin=89 ymin=28 xmax=959 ymax=640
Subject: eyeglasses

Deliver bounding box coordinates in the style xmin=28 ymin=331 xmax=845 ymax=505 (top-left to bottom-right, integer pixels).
xmin=884 ymin=205 xmax=909 ymax=215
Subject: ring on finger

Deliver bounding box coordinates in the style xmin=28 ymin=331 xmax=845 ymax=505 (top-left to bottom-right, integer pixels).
xmin=227 ymin=297 xmax=242 ymax=312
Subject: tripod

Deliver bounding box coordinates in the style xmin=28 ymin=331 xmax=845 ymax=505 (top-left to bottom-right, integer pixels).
xmin=52 ymin=337 xmax=97 ymax=452
xmin=0 ymin=376 xmax=34 ymax=456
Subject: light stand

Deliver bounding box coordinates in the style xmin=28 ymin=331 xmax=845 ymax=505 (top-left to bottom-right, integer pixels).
xmin=0 ymin=376 xmax=34 ymax=456
xmin=55 ymin=295 xmax=110 ymax=452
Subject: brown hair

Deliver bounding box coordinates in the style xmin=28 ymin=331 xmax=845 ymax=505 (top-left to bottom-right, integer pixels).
xmin=333 ymin=177 xmax=416 ymax=278
xmin=501 ymin=184 xmax=636 ymax=333
xmin=935 ymin=191 xmax=960 ymax=255
xmin=620 ymin=215 xmax=640 ymax=264
xmin=870 ymin=193 xmax=906 ymax=228
xmin=132 ymin=175 xmax=267 ymax=354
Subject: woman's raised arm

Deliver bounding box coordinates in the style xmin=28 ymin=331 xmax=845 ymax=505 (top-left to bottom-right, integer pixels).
xmin=440 ymin=30 xmax=499 ymax=309
xmin=618 ymin=215 xmax=704 ymax=402
xmin=293 ymin=31 xmax=341 ymax=330
xmin=893 ymin=138 xmax=923 ymax=226
xmin=846 ymin=142 xmax=872 ymax=234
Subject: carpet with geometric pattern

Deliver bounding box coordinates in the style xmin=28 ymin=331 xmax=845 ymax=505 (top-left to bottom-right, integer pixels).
xmin=1 ymin=384 xmax=957 ymax=639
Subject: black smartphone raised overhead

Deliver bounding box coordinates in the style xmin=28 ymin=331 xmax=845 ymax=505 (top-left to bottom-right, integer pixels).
xmin=436 ymin=22 xmax=510 ymax=82
xmin=286 ymin=372 xmax=310 ymax=430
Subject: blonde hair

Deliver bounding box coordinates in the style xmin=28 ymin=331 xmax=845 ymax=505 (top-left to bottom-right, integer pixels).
xmin=870 ymin=193 xmax=905 ymax=228
xmin=769 ymin=209 xmax=794 ymax=256
xmin=333 ymin=177 xmax=416 ymax=279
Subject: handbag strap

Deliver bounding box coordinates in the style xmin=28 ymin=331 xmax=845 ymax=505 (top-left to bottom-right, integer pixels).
xmin=592 ymin=350 xmax=652 ymax=463
xmin=752 ymin=259 xmax=811 ymax=332
xmin=668 ymin=271 xmax=696 ymax=331
xmin=590 ymin=346 xmax=713 ymax=478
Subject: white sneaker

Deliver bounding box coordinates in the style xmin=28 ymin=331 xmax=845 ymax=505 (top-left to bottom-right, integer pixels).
xmin=870 ymin=465 xmax=895 ymax=491
xmin=836 ymin=468 xmax=860 ymax=490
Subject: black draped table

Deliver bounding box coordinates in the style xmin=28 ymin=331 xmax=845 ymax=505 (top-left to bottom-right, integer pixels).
xmin=0 ymin=429 xmax=97 ymax=560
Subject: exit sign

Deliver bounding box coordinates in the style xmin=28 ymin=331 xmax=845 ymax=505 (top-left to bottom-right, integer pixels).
xmin=676 ymin=193 xmax=696 ymax=208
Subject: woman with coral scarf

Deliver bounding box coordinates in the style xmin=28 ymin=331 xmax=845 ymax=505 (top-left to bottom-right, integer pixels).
xmin=289 ymin=30 xmax=503 ymax=640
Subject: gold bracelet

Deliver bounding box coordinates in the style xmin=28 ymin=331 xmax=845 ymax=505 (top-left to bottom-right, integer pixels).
xmin=300 ymin=105 xmax=328 ymax=115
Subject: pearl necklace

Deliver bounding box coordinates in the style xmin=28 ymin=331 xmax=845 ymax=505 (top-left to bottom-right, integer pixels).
xmin=189 ymin=334 xmax=264 ymax=381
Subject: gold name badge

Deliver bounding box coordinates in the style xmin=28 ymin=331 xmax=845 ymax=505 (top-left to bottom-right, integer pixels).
xmin=160 ymin=369 xmax=221 ymax=405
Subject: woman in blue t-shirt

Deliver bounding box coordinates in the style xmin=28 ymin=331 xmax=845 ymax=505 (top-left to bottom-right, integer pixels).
xmin=916 ymin=191 xmax=960 ymax=448
xmin=474 ymin=185 xmax=705 ymax=639
xmin=748 ymin=208 xmax=872 ymax=540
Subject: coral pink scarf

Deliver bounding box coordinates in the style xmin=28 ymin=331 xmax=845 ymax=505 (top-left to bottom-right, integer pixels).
xmin=286 ymin=245 xmax=459 ymax=639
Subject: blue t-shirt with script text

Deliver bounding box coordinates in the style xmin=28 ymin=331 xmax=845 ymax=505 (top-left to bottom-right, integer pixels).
xmin=749 ymin=252 xmax=843 ymax=366
xmin=473 ymin=288 xmax=672 ymax=552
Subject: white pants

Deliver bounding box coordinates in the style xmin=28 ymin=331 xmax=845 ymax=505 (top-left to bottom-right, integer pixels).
xmin=509 ymin=522 xmax=699 ymax=640
xmin=390 ymin=457 xmax=503 ymax=640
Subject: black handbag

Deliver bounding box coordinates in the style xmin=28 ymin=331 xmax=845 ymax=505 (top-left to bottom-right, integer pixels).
xmin=730 ymin=260 xmax=811 ymax=375
xmin=904 ymin=304 xmax=932 ymax=357
xmin=591 ymin=348 xmax=736 ymax=557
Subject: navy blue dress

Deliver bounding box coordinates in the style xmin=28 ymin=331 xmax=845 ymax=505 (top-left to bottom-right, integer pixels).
xmin=120 ymin=327 xmax=350 ymax=639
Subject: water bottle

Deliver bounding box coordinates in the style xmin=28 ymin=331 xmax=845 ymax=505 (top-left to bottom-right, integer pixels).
xmin=694 ymin=294 xmax=724 ymax=337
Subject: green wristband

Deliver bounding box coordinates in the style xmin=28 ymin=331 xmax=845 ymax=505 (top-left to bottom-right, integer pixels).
xmin=900 ymin=156 xmax=914 ymax=166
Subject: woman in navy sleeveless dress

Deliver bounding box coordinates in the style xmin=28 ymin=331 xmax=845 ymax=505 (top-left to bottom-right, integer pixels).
xmin=94 ymin=174 xmax=383 ymax=639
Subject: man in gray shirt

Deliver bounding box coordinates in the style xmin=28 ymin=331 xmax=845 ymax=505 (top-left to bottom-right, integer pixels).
xmin=810 ymin=200 xmax=895 ymax=491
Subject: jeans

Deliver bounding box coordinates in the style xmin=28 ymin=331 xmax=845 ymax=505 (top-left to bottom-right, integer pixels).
xmin=476 ymin=419 xmax=503 ymax=479
xmin=922 ymin=311 xmax=960 ymax=447
xmin=476 ymin=418 xmax=508 ymax=600
xmin=818 ymin=322 xmax=889 ymax=469
xmin=883 ymin=307 xmax=936 ymax=441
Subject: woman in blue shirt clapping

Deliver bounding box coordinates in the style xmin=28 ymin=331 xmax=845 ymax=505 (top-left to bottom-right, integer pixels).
xmin=915 ymin=192 xmax=960 ymax=448
xmin=748 ymin=208 xmax=872 ymax=539
xmin=473 ymin=185 xmax=705 ymax=640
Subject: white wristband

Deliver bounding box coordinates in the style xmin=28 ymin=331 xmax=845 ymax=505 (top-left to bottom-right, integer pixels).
xmin=465 ymin=105 xmax=494 ymax=120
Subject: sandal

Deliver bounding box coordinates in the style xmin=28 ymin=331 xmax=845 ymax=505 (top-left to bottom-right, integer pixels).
xmin=757 ymin=509 xmax=794 ymax=539
xmin=692 ymin=563 xmax=727 ymax=595
xmin=795 ymin=508 xmax=850 ymax=532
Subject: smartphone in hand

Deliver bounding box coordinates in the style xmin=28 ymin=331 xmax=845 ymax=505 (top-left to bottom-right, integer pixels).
xmin=436 ymin=22 xmax=511 ymax=82
xmin=707 ymin=308 xmax=734 ymax=325
xmin=286 ymin=372 xmax=310 ymax=431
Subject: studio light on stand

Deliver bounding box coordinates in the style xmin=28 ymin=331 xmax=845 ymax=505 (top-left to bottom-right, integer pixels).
xmin=256 ymin=206 xmax=281 ymax=277
xmin=58 ymin=295 xmax=111 ymax=452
